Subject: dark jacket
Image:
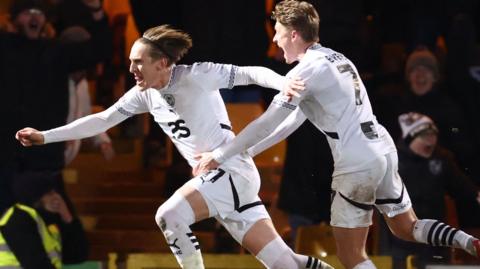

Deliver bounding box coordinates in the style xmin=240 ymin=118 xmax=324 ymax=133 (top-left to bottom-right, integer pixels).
xmin=397 ymin=141 xmax=479 ymax=222
xmin=388 ymin=142 xmax=480 ymax=268
xmin=387 ymin=87 xmax=476 ymax=171
xmin=0 ymin=15 xmax=111 ymax=171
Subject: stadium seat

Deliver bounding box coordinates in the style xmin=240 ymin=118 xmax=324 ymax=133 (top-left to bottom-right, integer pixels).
xmin=225 ymin=102 xmax=286 ymax=166
xmin=295 ymin=222 xmax=336 ymax=257
xmin=64 ymin=261 xmax=102 ymax=269
xmin=225 ymin=102 xmax=286 ymax=207
xmin=295 ymin=223 xmax=392 ymax=269
xmin=124 ymin=253 xmax=263 ymax=269
xmin=322 ymin=255 xmax=392 ymax=269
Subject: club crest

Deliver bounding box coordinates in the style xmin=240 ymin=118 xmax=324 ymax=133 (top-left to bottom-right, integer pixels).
xmin=428 ymin=159 xmax=442 ymax=175
xmin=163 ymin=94 xmax=175 ymax=107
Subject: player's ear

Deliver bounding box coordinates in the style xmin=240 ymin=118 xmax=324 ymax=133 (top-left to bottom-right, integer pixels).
xmin=290 ymin=29 xmax=298 ymax=41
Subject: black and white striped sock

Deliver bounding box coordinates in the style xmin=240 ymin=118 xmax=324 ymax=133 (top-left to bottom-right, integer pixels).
xmin=413 ymin=219 xmax=472 ymax=251
xmin=187 ymin=232 xmax=200 ymax=250
xmin=306 ymin=256 xmax=333 ymax=269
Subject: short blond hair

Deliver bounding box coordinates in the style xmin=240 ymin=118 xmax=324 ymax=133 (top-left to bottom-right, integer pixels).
xmin=272 ymin=0 xmax=319 ymax=43
xmin=139 ymin=25 xmax=192 ymax=65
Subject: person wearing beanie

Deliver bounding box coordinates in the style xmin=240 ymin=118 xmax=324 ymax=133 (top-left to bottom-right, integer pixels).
xmin=405 ymin=48 xmax=440 ymax=93
xmin=377 ymin=48 xmax=478 ymax=190
xmin=8 ymin=0 xmax=49 ymax=39
xmin=0 ymin=0 xmax=111 ymax=215
xmin=380 ymin=112 xmax=480 ymax=268
xmin=193 ymin=1 xmax=480 ymax=268
xmin=398 ymin=112 xmax=439 ymax=157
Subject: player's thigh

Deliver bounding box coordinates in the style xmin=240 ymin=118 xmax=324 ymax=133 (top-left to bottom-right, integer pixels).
xmin=216 ymin=203 xmax=275 ymax=255
xmin=177 ymin=184 xmax=210 ymax=222
xmin=331 ymin=158 xmax=387 ymax=228
xmin=186 ymin=167 xmax=260 ymax=219
xmin=375 ymin=152 xmax=412 ymax=218
xmin=332 ymin=226 xmax=370 ymax=251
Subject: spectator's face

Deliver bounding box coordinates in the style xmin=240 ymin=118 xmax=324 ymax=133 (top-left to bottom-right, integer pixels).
xmin=408 ymin=66 xmax=435 ymax=96
xmin=409 ymin=131 xmax=438 ymax=158
xmin=13 ymin=8 xmax=46 ymax=40
xmin=129 ymin=41 xmax=167 ymax=90
xmin=273 ymin=22 xmax=296 ymax=64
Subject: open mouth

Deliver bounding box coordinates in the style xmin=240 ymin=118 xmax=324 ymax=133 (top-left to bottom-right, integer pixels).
xmin=424 ymin=144 xmax=434 ymax=152
xmin=28 ymin=21 xmax=40 ymax=31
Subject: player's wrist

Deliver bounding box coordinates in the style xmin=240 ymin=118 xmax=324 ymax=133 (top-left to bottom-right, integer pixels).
xmin=212 ymin=149 xmax=226 ymax=164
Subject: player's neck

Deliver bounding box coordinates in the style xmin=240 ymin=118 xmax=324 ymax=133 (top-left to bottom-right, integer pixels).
xmin=154 ymin=67 xmax=173 ymax=90
xmin=296 ymin=41 xmax=316 ymax=61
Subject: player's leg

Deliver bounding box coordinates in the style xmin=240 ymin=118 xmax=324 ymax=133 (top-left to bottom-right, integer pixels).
xmin=154 ymin=182 xmax=211 ymax=268
xmin=329 ymin=154 xmax=392 ymax=269
xmin=243 ymin=218 xmax=333 ymax=269
xmin=331 ymin=226 xmax=371 ymax=269
xmin=377 ymin=152 xmax=480 ymax=258
xmin=204 ymin=163 xmax=332 ymax=268
xmin=385 ymin=207 xmax=480 ymax=257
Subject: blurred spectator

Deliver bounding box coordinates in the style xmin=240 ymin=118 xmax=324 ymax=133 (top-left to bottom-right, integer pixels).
xmin=1 ymin=172 xmax=88 ymax=268
xmin=0 ymin=0 xmax=111 ymax=213
xmin=60 ymin=26 xmax=115 ymax=165
xmin=381 ymin=112 xmax=480 ymax=269
xmin=376 ymin=48 xmax=477 ymax=177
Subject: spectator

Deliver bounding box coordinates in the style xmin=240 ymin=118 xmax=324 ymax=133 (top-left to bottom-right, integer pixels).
xmin=0 ymin=0 xmax=111 ymax=214
xmin=382 ymin=112 xmax=480 ymax=269
xmin=378 ymin=48 xmax=476 ymax=174
xmin=0 ymin=172 xmax=88 ymax=268
xmin=60 ymin=26 xmax=115 ymax=165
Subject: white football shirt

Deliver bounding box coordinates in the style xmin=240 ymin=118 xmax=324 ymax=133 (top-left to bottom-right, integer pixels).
xmin=215 ymin=44 xmax=397 ymax=175
xmin=43 ymin=62 xmax=286 ymax=175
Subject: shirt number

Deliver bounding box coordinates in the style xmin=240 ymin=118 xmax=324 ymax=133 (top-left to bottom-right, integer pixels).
xmin=168 ymin=119 xmax=191 ymax=139
xmin=337 ymin=63 xmax=363 ymax=106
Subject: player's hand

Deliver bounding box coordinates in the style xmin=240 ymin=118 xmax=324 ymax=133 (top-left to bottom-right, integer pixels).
xmin=193 ymin=152 xmax=220 ymax=176
xmin=100 ymin=141 xmax=115 ymax=161
xmin=15 ymin=127 xmax=45 ymax=146
xmin=283 ymin=77 xmax=305 ymax=101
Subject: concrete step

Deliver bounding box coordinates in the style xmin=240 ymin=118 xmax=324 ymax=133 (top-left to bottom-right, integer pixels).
xmin=66 ymin=181 xmax=166 ymax=199
xmin=87 ymin=230 xmax=216 ymax=260
xmin=73 ymin=197 xmax=164 ymax=215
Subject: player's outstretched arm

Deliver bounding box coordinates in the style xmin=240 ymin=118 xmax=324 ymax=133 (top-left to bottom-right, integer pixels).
xmin=16 ymin=127 xmax=44 ymax=146
xmin=16 ymin=105 xmax=130 ymax=147
xmin=236 ymin=66 xmax=304 ymax=97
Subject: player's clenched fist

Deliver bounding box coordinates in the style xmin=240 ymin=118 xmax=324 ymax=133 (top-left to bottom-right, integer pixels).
xmin=15 ymin=127 xmax=44 ymax=146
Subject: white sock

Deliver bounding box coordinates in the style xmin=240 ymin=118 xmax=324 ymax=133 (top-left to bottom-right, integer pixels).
xmin=256 ymin=236 xmax=332 ymax=269
xmin=352 ymin=259 xmax=376 ymax=269
xmin=180 ymin=252 xmax=205 ymax=269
